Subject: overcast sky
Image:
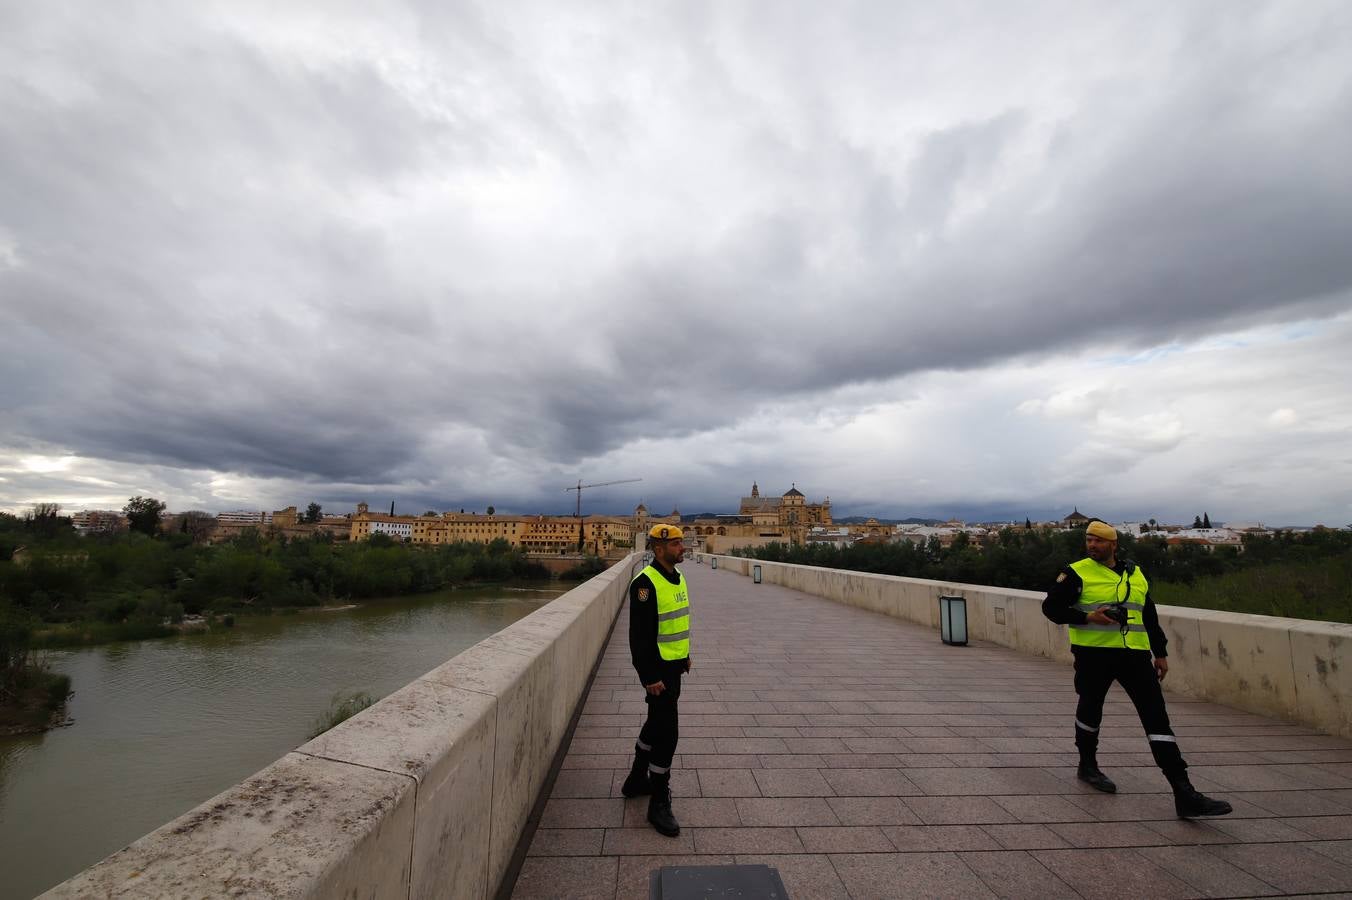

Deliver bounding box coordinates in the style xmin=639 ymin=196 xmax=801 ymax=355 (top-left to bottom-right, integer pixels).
xmin=2 ymin=1 xmax=1350 ymax=526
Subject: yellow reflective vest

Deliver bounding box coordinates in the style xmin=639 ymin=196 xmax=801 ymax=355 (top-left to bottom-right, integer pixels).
xmin=1066 ymin=557 xmax=1152 ymax=652
xmin=634 ymin=564 xmax=690 ymax=661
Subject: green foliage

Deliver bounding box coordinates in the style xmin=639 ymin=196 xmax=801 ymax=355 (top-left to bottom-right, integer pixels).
xmin=178 ymin=510 xmax=216 ymax=542
xmin=1152 ymin=552 xmax=1352 ymax=622
xmin=734 ymin=528 xmax=1352 ymax=623
xmin=0 ymin=602 xmax=33 ymax=699
xmin=303 ymin=503 xmax=322 ymax=524
xmin=308 ymin=690 xmax=375 ymax=739
xmin=42 ymin=671 xmax=72 ymax=711
xmin=123 ymin=496 xmax=166 ymax=537
xmin=0 ymin=525 xmax=553 ymax=646
xmin=560 ymin=556 xmax=607 ymax=581
xmin=0 ymin=515 xmax=562 ymax=716
xmin=1 ymin=600 xmax=73 ymax=728
xmin=30 ymin=620 xmax=175 ymax=649
xmin=24 ymin=503 xmax=73 ymax=539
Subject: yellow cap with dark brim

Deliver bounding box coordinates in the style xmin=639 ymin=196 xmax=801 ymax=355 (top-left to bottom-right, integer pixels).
xmin=648 ymin=524 xmax=684 ymax=541
xmin=1086 ymin=520 xmax=1117 ymax=541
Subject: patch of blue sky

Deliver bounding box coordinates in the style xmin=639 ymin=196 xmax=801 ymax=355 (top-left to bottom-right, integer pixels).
xmin=1277 ymin=320 xmax=1325 ymax=341
xmin=1094 ymin=342 xmax=1186 ymax=367
xmin=1198 ymin=317 xmax=1327 ymax=350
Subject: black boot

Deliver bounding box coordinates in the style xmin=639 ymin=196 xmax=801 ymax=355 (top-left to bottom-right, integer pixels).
xmin=1169 ymin=773 xmax=1232 ymax=818
xmin=621 ymin=752 xmax=652 ymax=798
xmin=646 ymin=775 xmax=680 ymax=837
xmin=1077 ymin=759 xmax=1117 ymax=794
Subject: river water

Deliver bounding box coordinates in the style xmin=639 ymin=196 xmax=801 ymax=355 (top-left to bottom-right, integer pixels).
xmin=0 ymin=584 xmax=564 ymax=899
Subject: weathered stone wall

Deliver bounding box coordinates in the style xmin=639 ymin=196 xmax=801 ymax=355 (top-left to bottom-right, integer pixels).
xmin=703 ymin=554 xmax=1352 ymax=739
xmin=43 ymin=553 xmax=640 ymax=900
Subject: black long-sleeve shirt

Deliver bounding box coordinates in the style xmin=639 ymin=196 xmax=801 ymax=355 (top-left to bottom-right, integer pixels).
xmin=1041 ymin=559 xmax=1168 ymax=658
xmin=628 ymin=562 xmax=689 ymax=685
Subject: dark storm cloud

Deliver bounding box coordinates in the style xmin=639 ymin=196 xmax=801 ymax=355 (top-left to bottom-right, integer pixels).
xmin=2 ymin=0 xmax=1351 ymax=516
xmin=603 ymin=53 xmax=1352 ymax=402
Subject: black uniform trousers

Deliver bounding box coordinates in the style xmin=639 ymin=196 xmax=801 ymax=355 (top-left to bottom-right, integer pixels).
xmin=637 ymin=661 xmax=683 ymax=775
xmin=1073 ymin=646 xmax=1186 ymax=777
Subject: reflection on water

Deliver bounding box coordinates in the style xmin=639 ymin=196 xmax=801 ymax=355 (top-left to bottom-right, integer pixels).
xmin=0 ymin=585 xmax=562 ymax=900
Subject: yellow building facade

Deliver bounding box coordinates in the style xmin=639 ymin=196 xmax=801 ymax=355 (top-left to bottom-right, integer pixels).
xmin=347 ymin=502 xmax=631 ymax=556
xmin=348 ymin=485 xmax=831 ymax=556
xmin=631 ymin=483 xmax=833 ymax=553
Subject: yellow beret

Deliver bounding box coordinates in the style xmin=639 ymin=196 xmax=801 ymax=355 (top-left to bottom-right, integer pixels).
xmin=648 ymin=524 xmax=684 ymax=541
xmin=1085 ymin=520 xmax=1117 ymax=541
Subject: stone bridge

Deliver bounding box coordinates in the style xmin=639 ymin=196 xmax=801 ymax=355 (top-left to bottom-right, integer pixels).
xmin=46 ymin=555 xmax=1352 ymax=898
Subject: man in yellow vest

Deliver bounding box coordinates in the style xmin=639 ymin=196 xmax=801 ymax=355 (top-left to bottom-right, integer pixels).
xmin=622 ymin=524 xmax=691 ymax=836
xmin=1042 ymin=520 xmax=1232 ymax=818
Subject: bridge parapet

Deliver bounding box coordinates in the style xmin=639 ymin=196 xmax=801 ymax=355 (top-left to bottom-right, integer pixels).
xmin=43 ymin=554 xmax=639 ymax=900
xmin=703 ymin=554 xmax=1352 ymax=739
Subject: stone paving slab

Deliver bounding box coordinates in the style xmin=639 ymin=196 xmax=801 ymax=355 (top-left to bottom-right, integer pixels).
xmin=513 ymin=563 xmax=1352 ymax=899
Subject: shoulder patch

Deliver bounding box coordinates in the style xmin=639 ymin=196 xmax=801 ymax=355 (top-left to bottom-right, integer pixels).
xmin=1056 ymin=572 xmax=1067 ymax=583
xmin=637 ymin=587 xmax=650 ymax=601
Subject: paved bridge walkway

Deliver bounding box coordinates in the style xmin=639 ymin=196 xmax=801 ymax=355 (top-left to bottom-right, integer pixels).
xmin=511 ymin=562 xmax=1352 ymax=899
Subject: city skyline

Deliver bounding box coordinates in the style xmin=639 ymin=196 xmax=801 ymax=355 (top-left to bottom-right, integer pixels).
xmin=3 ymin=3 xmax=1350 ymax=527
xmin=24 ymin=489 xmax=1326 ymax=532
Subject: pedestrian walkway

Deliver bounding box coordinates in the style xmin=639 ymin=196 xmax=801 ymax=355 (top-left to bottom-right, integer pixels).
xmin=511 ymin=563 xmax=1352 ymax=899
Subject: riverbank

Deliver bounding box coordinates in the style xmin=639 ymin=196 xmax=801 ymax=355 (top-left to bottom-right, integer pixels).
xmin=25 ymin=578 xmax=560 ymax=650
xmin=0 ymin=583 xmax=564 ymax=900
xmin=0 ymin=667 xmax=71 ymax=736
xmin=4 ymin=580 xmax=557 ymax=734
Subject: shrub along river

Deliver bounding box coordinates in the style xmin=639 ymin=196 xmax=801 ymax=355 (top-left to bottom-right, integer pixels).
xmin=0 ymin=584 xmax=565 ymax=899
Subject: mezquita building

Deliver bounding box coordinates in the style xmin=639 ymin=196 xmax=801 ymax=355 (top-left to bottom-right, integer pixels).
xmin=343 ymin=483 xmax=833 ymax=557
xmin=633 ymin=483 xmax=831 ymax=553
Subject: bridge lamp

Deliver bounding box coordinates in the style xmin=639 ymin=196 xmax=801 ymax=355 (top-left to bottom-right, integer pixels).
xmin=939 ymin=595 xmax=968 ymax=646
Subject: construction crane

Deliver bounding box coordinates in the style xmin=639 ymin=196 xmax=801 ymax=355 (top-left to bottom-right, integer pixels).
xmin=562 ymin=472 xmax=640 ymax=516
xmin=564 ymin=477 xmax=642 ymax=552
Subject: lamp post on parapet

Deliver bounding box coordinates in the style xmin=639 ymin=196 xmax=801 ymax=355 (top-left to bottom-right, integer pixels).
xmin=939 ymin=595 xmax=968 ymax=646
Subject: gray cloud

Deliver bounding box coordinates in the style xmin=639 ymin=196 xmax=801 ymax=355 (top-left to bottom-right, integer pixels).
xmin=3 ymin=1 xmax=1351 ymax=522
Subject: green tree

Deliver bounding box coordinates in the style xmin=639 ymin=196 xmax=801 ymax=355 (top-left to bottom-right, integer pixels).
xmin=304 ymin=502 xmax=323 ymax=524
xmin=1203 ymin=512 xmax=1212 ymax=528
xmin=124 ymin=496 xmax=167 ymax=537
xmin=486 ymin=506 xmax=495 ymax=516
xmin=178 ymin=510 xmax=215 ymax=542
xmin=24 ymin=503 xmax=71 ymax=539
xmin=1192 ymin=515 xmax=1203 ymax=529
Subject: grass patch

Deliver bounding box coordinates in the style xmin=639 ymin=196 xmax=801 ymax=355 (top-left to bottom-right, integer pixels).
xmin=0 ymin=666 xmax=73 ymax=734
xmin=29 ymin=619 xmax=175 ymax=649
xmin=559 ymin=556 xmax=608 ymax=581
xmin=1151 ymin=554 xmax=1352 ymax=623
xmin=308 ymin=691 xmax=375 ymax=739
